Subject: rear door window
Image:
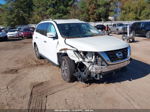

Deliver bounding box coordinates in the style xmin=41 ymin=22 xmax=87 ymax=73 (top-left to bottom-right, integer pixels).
xmin=36 ymin=23 xmax=49 ymax=36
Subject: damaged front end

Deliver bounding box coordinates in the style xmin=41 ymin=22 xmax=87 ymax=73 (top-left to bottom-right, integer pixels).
xmin=66 ymin=47 xmax=130 ymax=81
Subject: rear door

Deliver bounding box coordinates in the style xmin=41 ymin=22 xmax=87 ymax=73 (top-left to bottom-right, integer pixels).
xmin=34 ymin=23 xmax=47 ymax=56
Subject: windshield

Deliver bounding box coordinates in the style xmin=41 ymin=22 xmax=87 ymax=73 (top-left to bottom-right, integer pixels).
xmin=57 ymin=23 xmax=102 ymax=38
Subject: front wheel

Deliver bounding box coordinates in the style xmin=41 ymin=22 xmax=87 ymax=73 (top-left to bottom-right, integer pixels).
xmin=61 ymin=56 xmax=76 ymax=82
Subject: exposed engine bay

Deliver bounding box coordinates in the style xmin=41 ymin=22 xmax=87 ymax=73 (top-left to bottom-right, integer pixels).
xmin=66 ymin=49 xmax=130 ymax=81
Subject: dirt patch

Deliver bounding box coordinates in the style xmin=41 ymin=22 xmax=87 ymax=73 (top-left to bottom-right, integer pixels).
xmin=0 ymin=44 xmax=24 ymax=51
xmin=28 ymin=81 xmax=77 ymax=111
xmin=1 ymin=56 xmax=49 ymax=75
xmin=2 ymin=68 xmax=19 ymax=74
xmin=20 ymin=57 xmax=50 ymax=68
xmin=0 ymin=39 xmax=31 ymax=51
xmin=22 ymin=41 xmax=32 ymax=44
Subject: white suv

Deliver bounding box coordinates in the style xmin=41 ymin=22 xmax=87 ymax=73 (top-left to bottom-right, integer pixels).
xmin=32 ymin=19 xmax=131 ymax=82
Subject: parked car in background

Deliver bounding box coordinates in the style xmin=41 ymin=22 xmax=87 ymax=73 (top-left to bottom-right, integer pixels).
xmin=95 ymin=24 xmax=111 ymax=35
xmin=130 ymin=21 xmax=150 ymax=38
xmin=7 ymin=29 xmax=19 ymax=38
xmin=19 ymin=28 xmax=33 ymax=38
xmin=0 ymin=29 xmax=8 ymax=41
xmin=5 ymin=27 xmax=15 ymax=33
xmin=29 ymin=27 xmax=35 ymax=32
xmin=110 ymin=23 xmax=127 ymax=34
xmin=95 ymin=24 xmax=106 ymax=31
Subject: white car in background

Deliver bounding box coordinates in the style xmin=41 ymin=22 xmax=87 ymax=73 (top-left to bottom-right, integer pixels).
xmin=7 ymin=29 xmax=19 ymax=38
xmin=32 ymin=19 xmax=131 ymax=82
xmin=0 ymin=29 xmax=8 ymax=41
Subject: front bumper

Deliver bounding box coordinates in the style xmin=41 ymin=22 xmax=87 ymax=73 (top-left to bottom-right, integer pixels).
xmin=89 ymin=60 xmax=130 ymax=74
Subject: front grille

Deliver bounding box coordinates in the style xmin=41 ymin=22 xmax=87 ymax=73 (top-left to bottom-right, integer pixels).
xmin=106 ymin=48 xmax=128 ymax=62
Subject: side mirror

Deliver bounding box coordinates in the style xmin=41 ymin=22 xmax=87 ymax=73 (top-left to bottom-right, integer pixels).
xmin=47 ymin=32 xmax=56 ymax=38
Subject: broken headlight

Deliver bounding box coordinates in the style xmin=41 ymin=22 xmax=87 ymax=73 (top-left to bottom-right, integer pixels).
xmin=74 ymin=51 xmax=95 ymax=62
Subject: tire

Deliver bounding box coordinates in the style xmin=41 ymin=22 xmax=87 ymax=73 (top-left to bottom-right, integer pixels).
xmin=146 ymin=31 xmax=150 ymax=38
xmin=34 ymin=44 xmax=43 ymax=59
xmin=61 ymin=56 xmax=76 ymax=82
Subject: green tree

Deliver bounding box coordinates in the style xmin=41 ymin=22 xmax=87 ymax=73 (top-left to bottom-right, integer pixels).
xmin=78 ymin=0 xmax=89 ymax=21
xmin=70 ymin=0 xmax=112 ymax=22
xmin=120 ymin=0 xmax=150 ymax=20
xmin=0 ymin=0 xmax=33 ymax=27
xmin=96 ymin=0 xmax=111 ymax=21
xmin=30 ymin=0 xmax=74 ymax=23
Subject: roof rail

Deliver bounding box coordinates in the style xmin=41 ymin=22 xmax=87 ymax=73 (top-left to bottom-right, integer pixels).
xmin=54 ymin=19 xmax=80 ymax=21
xmin=42 ymin=18 xmax=53 ymax=21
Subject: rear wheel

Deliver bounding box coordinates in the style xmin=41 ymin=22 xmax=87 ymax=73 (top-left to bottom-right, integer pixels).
xmin=34 ymin=44 xmax=43 ymax=59
xmin=61 ymin=56 xmax=76 ymax=82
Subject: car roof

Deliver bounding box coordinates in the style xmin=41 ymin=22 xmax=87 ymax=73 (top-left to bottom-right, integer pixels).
xmin=41 ymin=19 xmax=85 ymax=24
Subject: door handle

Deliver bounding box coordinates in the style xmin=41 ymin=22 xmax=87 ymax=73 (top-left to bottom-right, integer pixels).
xmin=43 ymin=40 xmax=47 ymax=43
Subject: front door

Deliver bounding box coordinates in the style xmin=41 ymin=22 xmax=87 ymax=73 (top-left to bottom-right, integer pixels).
xmin=43 ymin=23 xmax=58 ymax=65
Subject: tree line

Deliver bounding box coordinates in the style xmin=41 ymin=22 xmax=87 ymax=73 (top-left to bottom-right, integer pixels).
xmin=0 ymin=0 xmax=150 ymax=27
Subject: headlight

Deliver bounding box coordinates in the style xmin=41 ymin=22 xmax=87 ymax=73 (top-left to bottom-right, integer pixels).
xmin=74 ymin=51 xmax=95 ymax=62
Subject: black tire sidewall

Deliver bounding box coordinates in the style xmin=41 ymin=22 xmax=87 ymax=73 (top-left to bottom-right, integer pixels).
xmin=34 ymin=44 xmax=42 ymax=59
xmin=61 ymin=56 xmax=75 ymax=82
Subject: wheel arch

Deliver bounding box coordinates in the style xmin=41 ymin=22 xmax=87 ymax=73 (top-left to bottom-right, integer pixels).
xmin=57 ymin=53 xmax=68 ymax=66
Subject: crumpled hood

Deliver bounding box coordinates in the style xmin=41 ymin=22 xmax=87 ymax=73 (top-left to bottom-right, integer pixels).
xmin=66 ymin=35 xmax=129 ymax=52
